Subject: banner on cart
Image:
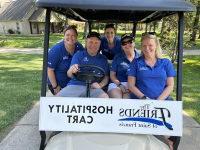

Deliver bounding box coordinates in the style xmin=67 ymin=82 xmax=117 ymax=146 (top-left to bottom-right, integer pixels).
xmin=39 ymin=97 xmax=182 ymax=136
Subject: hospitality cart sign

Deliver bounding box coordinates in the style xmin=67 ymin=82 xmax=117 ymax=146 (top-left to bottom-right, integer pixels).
xmin=39 ymin=97 xmax=182 ymax=136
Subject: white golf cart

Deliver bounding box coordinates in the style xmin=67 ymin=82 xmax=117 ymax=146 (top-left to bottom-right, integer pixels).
xmin=35 ymin=0 xmax=195 ymax=150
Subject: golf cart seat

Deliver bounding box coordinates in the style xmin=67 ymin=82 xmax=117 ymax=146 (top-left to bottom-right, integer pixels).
xmin=45 ymin=132 xmax=169 ymax=150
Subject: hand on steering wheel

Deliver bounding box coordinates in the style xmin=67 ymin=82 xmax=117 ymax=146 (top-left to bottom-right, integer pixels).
xmin=71 ymin=64 xmax=79 ymax=74
xmin=73 ymin=64 xmax=105 ymax=83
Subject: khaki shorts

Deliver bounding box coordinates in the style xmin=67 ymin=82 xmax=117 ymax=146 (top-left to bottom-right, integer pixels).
xmin=57 ymin=85 xmax=106 ymax=98
xmin=108 ymin=82 xmax=128 ymax=92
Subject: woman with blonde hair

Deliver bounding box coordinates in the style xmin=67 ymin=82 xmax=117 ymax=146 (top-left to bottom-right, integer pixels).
xmin=128 ymin=33 xmax=176 ymax=149
xmin=128 ymin=33 xmax=176 ymax=100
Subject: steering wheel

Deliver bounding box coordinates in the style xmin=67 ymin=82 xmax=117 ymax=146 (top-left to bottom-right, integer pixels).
xmin=74 ymin=64 xmax=105 ymax=83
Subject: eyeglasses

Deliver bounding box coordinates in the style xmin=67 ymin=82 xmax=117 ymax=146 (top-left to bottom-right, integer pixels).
xmin=121 ymin=40 xmax=133 ymax=46
xmin=142 ymin=32 xmax=156 ymax=36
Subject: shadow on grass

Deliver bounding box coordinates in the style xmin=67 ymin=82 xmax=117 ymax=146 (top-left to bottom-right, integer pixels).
xmin=177 ymin=56 xmax=200 ymax=123
xmin=0 ymin=53 xmax=42 ymax=138
xmin=183 ymin=100 xmax=200 ymax=123
xmin=0 ymin=69 xmax=41 ymax=133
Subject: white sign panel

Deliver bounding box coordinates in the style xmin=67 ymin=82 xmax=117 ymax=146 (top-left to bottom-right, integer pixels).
xmin=39 ymin=97 xmax=182 ymax=136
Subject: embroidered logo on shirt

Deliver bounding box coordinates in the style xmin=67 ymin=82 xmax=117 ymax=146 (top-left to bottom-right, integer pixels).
xmin=63 ymin=56 xmax=69 ymax=60
xmin=83 ymin=57 xmax=89 ymax=62
xmin=139 ymin=67 xmax=149 ymax=71
xmin=103 ymin=48 xmax=108 ymax=52
xmin=120 ymin=62 xmax=129 ymax=69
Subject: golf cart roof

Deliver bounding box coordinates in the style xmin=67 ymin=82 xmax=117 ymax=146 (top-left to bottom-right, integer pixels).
xmin=36 ymin=0 xmax=195 ymax=23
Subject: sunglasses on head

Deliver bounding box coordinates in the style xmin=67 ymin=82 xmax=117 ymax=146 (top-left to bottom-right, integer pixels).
xmin=121 ymin=40 xmax=133 ymax=46
xmin=142 ymin=32 xmax=156 ymax=36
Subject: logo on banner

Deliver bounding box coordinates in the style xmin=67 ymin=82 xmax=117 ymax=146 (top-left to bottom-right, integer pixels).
xmin=118 ymin=103 xmax=173 ymax=130
xmin=40 ymin=97 xmax=182 ymax=136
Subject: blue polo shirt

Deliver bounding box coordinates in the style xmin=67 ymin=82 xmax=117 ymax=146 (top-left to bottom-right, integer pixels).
xmin=100 ymin=36 xmax=122 ymax=60
xmin=68 ymin=50 xmax=109 ymax=85
xmin=48 ymin=40 xmax=84 ymax=88
xmin=110 ymin=50 xmax=140 ymax=82
xmin=128 ymin=56 xmax=176 ymax=99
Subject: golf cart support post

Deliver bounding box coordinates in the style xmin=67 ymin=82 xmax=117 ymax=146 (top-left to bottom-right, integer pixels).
xmin=35 ymin=0 xmax=195 ymax=150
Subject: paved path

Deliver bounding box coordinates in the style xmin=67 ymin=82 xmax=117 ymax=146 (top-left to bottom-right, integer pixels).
xmin=0 ymin=47 xmax=200 ymax=55
xmin=0 ymin=48 xmax=43 ymax=54
xmin=183 ymin=49 xmax=200 ymax=55
xmin=0 ymin=48 xmax=200 ymax=150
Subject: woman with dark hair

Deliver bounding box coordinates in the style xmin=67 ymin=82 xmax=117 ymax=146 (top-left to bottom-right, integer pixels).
xmin=100 ymin=24 xmax=122 ymax=60
xmin=47 ymin=25 xmax=84 ymax=95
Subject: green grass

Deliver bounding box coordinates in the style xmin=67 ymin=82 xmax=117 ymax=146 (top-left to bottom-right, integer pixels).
xmin=0 ymin=35 xmax=199 ymax=139
xmin=0 ymin=53 xmax=42 ymax=139
xmin=188 ymin=38 xmax=200 ymax=50
xmin=0 ymin=34 xmax=85 ymax=48
xmin=181 ymin=56 xmax=200 ymax=123
xmin=1 ymin=32 xmax=200 ymax=49
xmin=171 ymin=56 xmax=200 ymax=123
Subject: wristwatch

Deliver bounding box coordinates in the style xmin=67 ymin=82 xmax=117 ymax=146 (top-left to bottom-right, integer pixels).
xmin=53 ymin=85 xmax=58 ymax=89
xmin=117 ymin=83 xmax=122 ymax=87
xmin=140 ymin=95 xmax=147 ymax=99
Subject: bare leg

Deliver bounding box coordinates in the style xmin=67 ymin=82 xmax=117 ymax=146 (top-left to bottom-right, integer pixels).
xmin=98 ymin=92 xmax=109 ymax=98
xmin=167 ymin=138 xmax=173 ymax=150
xmin=108 ymin=88 xmax=122 ymax=98
xmin=122 ymin=93 xmax=130 ymax=99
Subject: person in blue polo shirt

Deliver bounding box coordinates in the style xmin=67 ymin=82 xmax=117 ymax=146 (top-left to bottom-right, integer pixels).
xmin=57 ymin=32 xmax=109 ymax=98
xmin=108 ymin=34 xmax=139 ymax=98
xmin=47 ymin=25 xmax=84 ymax=95
xmin=100 ymin=24 xmax=122 ymax=60
xmin=128 ymin=33 xmax=176 ymax=100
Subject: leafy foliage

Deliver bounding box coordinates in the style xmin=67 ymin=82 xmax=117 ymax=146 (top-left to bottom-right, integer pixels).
xmin=158 ymin=0 xmax=200 ymax=60
xmin=159 ymin=15 xmax=178 ymax=62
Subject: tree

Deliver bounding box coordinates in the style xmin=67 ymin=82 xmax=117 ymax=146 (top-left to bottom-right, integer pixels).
xmin=159 ymin=0 xmax=200 ymax=61
xmin=190 ymin=1 xmax=200 ymax=42
xmin=160 ymin=15 xmax=178 ymax=62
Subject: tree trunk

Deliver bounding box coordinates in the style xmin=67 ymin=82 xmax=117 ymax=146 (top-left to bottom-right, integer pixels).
xmin=153 ymin=22 xmax=157 ymax=32
xmin=145 ymin=23 xmax=148 ymax=32
xmin=115 ymin=23 xmax=118 ymax=33
xmin=83 ymin=22 xmax=88 ymax=39
xmin=198 ymin=27 xmax=200 ymax=39
xmin=160 ymin=18 xmax=167 ymax=35
xmin=190 ymin=1 xmax=200 ymax=42
xmin=149 ymin=23 xmax=152 ymax=31
xmin=97 ymin=22 xmax=100 ymax=33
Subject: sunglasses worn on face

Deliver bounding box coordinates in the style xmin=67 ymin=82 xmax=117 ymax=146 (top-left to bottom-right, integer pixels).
xmin=121 ymin=40 xmax=133 ymax=46
xmin=142 ymin=32 xmax=156 ymax=36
